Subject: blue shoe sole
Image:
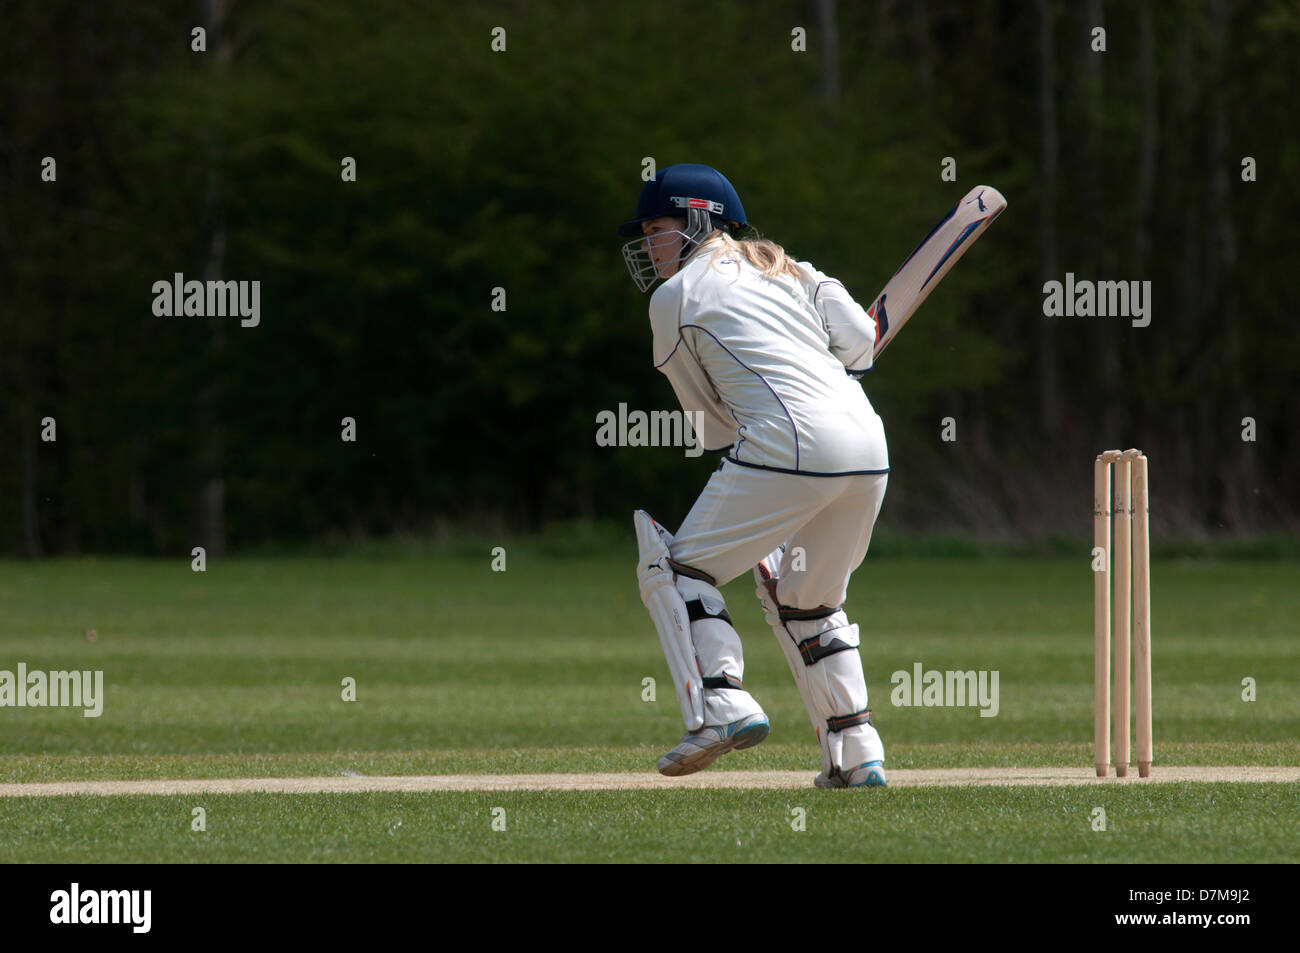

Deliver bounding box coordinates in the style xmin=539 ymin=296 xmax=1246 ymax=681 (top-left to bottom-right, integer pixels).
xmin=849 ymin=760 xmax=887 ymax=787
xmin=732 ymin=718 xmax=770 ymax=750
xmin=658 ymin=717 xmax=770 ymax=776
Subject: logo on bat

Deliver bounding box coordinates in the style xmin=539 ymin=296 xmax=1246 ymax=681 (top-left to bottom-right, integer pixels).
xmin=867 ymin=295 xmax=890 ymax=337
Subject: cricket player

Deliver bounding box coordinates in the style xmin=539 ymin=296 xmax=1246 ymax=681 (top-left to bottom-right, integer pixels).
xmin=621 ymin=163 xmax=889 ymax=788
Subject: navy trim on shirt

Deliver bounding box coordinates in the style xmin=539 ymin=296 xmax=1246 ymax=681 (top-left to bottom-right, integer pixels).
xmin=724 ymin=457 xmax=890 ymax=477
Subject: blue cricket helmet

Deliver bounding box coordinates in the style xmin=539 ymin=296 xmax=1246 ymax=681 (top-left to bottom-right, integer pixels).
xmin=617 ymin=163 xmax=748 ymax=237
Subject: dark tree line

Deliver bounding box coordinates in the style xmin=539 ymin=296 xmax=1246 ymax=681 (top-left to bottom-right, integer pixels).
xmin=1 ymin=0 xmax=1296 ymax=556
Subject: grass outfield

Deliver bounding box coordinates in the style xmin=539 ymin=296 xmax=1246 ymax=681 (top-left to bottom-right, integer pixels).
xmin=4 ymin=785 xmax=1299 ymax=864
xmin=1 ymin=551 xmax=1297 ymax=862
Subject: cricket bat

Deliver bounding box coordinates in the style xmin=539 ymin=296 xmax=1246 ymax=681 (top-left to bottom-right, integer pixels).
xmin=868 ymin=185 xmax=1006 ymax=360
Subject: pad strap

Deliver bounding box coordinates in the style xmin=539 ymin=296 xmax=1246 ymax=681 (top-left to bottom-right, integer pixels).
xmin=778 ymin=605 xmax=839 ymax=622
xmin=795 ymin=632 xmax=857 ymax=666
xmin=686 ymin=599 xmax=732 ymax=626
xmin=668 ymin=559 xmax=716 ymax=585
xmin=702 ymin=674 xmax=744 ymax=691
xmin=827 ymin=709 xmax=874 ymax=733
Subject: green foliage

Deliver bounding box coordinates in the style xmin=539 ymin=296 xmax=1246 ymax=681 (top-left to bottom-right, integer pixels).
xmin=1 ymin=0 xmax=1296 ymax=552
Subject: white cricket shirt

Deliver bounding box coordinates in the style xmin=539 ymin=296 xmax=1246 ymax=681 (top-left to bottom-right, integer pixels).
xmin=649 ymin=245 xmax=888 ymax=475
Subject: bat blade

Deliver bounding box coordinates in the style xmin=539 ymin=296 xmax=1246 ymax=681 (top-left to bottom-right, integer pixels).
xmin=869 ymin=185 xmax=1006 ymax=360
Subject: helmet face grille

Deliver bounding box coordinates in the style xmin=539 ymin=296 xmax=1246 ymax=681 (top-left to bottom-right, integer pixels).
xmin=621 ymin=229 xmax=684 ymax=293
xmin=620 ymin=208 xmax=716 ymax=293
xmin=621 ymin=236 xmax=659 ymax=293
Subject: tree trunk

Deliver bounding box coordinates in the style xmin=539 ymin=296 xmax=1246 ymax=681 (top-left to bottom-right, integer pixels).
xmin=815 ymin=0 xmax=840 ymax=104
xmin=19 ymin=388 xmax=42 ymax=557
xmin=1134 ymin=3 xmax=1157 ymax=277
xmin=909 ymin=0 xmax=934 ymax=103
xmin=1036 ymin=0 xmax=1061 ymax=435
xmin=1208 ymin=0 xmax=1249 ymax=528
xmin=193 ymin=0 xmax=233 ymax=556
xmin=1174 ymin=8 xmax=1206 ymax=529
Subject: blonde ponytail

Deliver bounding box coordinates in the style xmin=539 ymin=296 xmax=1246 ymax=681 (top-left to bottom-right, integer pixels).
xmin=691 ymin=229 xmax=805 ymax=281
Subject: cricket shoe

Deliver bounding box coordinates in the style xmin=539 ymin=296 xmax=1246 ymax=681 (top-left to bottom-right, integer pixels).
xmin=814 ymin=760 xmax=887 ymax=788
xmin=657 ymin=713 xmax=770 ymax=777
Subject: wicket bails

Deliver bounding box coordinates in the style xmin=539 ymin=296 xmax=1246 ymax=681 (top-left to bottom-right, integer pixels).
xmin=1094 ymin=449 xmax=1152 ymax=778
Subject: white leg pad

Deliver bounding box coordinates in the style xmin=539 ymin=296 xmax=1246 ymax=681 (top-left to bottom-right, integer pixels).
xmin=783 ymin=615 xmax=884 ymax=774
xmin=675 ymin=575 xmax=765 ymax=727
xmin=636 ymin=510 xmax=764 ymax=731
xmin=636 ymin=510 xmax=704 ymax=730
xmin=757 ymin=547 xmax=820 ymax=736
xmin=755 ymin=550 xmax=883 ymax=774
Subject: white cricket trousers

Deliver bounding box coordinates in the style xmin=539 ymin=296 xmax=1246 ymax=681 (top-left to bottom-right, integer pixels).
xmin=668 ymin=460 xmax=888 ymax=610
